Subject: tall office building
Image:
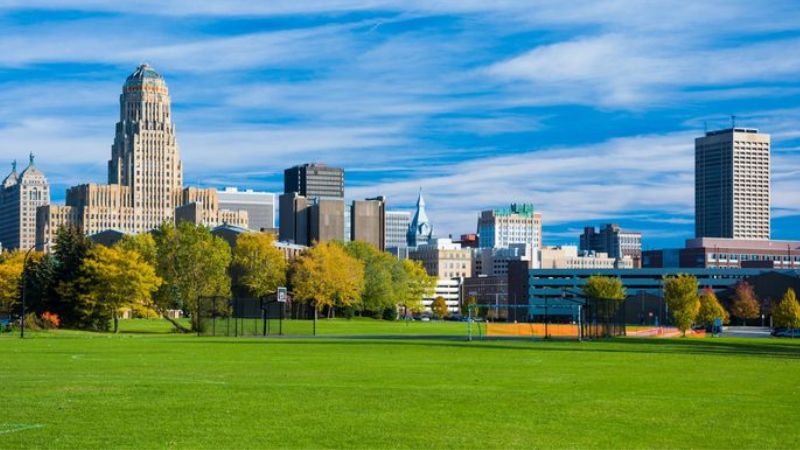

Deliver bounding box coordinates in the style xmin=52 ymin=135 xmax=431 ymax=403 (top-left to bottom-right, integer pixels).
xmin=217 ymin=187 xmax=276 ymax=231
xmin=385 ymin=210 xmax=411 ymax=249
xmin=351 ymin=197 xmax=386 ymax=250
xmin=695 ymin=127 xmax=770 ymax=240
xmin=580 ymin=224 xmax=641 ymax=267
xmin=284 ymin=163 xmax=344 ymax=199
xmin=0 ymin=155 xmax=50 ymax=250
xmin=36 ymin=64 xmax=245 ymax=247
xmin=477 ymin=203 xmax=542 ymax=249
xmin=406 ymin=189 xmax=433 ymax=248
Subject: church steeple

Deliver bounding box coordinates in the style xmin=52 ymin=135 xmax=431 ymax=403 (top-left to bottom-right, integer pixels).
xmin=406 ymin=188 xmax=433 ymax=247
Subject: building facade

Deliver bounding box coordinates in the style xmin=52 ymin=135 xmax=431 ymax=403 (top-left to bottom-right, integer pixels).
xmin=539 ymin=245 xmax=634 ymax=269
xmin=36 ymin=64 xmax=244 ymax=248
xmin=472 ymin=244 xmax=537 ymax=277
xmin=695 ymin=128 xmax=770 ymax=240
xmin=410 ymin=238 xmax=472 ymax=280
xmin=0 ymin=156 xmax=50 ymax=250
xmin=580 ymin=224 xmax=642 ymax=267
xmin=351 ymin=197 xmax=386 ymax=250
xmin=284 ymin=163 xmax=344 ymax=199
xmin=406 ymin=189 xmax=433 ymax=248
xmin=642 ymin=237 xmax=800 ymax=269
xmin=385 ymin=210 xmax=411 ymax=250
xmin=477 ymin=203 xmax=542 ymax=249
xmin=217 ymin=187 xmax=276 ymax=232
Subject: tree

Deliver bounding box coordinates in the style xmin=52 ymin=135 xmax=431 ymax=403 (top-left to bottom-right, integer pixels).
xmin=0 ymin=251 xmax=26 ymax=315
xmin=232 ymin=232 xmax=287 ymax=298
xmin=153 ymin=222 xmax=232 ymax=331
xmin=116 ymin=233 xmax=158 ymax=267
xmin=462 ymin=295 xmax=478 ymax=318
xmin=345 ymin=241 xmax=396 ymax=316
xmin=663 ymin=274 xmax=700 ymax=337
xmin=773 ymin=288 xmax=800 ymax=330
xmin=290 ymin=242 xmax=365 ymax=318
xmin=393 ymin=259 xmax=435 ymax=315
xmin=52 ymin=225 xmax=92 ymax=327
xmin=431 ymin=296 xmax=448 ymax=319
xmin=731 ymin=281 xmax=760 ymax=325
xmin=81 ymin=245 xmax=163 ymax=333
xmin=583 ymin=275 xmax=626 ymax=324
xmin=697 ymin=288 xmax=729 ymax=327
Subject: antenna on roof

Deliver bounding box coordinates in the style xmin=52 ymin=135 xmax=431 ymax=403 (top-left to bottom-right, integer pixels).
xmin=731 ymin=115 xmax=736 ymax=129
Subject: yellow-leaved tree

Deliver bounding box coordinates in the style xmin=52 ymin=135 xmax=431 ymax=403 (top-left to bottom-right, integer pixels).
xmin=431 ymin=296 xmax=448 ymax=320
xmin=232 ymin=232 xmax=287 ymax=298
xmin=81 ymin=245 xmax=162 ymax=333
xmin=697 ymin=288 xmax=729 ymax=327
xmin=773 ymin=288 xmax=800 ymax=330
xmin=393 ymin=259 xmax=435 ymax=316
xmin=663 ymin=274 xmax=700 ymax=337
xmin=290 ymin=242 xmax=364 ymax=318
xmin=0 ymin=251 xmax=26 ymax=316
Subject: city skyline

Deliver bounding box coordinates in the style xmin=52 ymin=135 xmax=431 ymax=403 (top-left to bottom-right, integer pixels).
xmin=1 ymin=2 xmax=799 ymax=248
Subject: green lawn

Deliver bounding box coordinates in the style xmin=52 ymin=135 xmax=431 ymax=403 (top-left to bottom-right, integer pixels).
xmin=1 ymin=325 xmax=799 ymax=449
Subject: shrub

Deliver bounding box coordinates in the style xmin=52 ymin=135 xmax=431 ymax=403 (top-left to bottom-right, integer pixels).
xmin=40 ymin=311 xmax=60 ymax=329
xmin=382 ymin=305 xmax=397 ymax=321
xmin=23 ymin=312 xmax=43 ymax=331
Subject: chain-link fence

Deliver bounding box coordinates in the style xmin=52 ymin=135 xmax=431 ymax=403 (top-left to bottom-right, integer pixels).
xmin=197 ymin=296 xmax=316 ymax=337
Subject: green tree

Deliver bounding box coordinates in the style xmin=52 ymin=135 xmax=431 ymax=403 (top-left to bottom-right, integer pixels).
xmin=52 ymin=225 xmax=93 ymax=328
xmin=663 ymin=274 xmax=700 ymax=336
xmin=153 ymin=222 xmax=232 ymax=331
xmin=462 ymin=295 xmax=478 ymax=318
xmin=232 ymin=232 xmax=287 ymax=298
xmin=345 ymin=241 xmax=396 ymax=316
xmin=290 ymin=242 xmax=365 ymax=318
xmin=697 ymin=288 xmax=729 ymax=327
xmin=431 ymin=296 xmax=448 ymax=319
xmin=116 ymin=233 xmax=158 ymax=266
xmin=81 ymin=245 xmax=163 ymax=333
xmin=583 ymin=275 xmax=626 ymax=325
xmin=393 ymin=259 xmax=435 ymax=315
xmin=22 ymin=254 xmax=58 ymax=316
xmin=772 ymin=288 xmax=800 ymax=330
xmin=731 ymin=281 xmax=760 ymax=325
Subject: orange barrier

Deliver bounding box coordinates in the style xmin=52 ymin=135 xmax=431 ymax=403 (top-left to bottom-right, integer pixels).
xmin=626 ymin=326 xmax=706 ymax=338
xmin=485 ymin=322 xmax=579 ymax=337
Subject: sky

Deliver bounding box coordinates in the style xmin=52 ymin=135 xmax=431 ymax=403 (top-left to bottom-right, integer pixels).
xmin=0 ymin=0 xmax=798 ymax=249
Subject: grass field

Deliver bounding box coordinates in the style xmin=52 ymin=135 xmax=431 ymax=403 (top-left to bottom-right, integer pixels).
xmin=1 ymin=321 xmax=799 ymax=449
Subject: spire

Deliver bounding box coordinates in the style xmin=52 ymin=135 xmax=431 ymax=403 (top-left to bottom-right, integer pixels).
xmin=29 ymin=152 xmax=34 ymax=166
xmin=407 ymin=187 xmax=433 ymax=247
xmin=11 ymin=160 xmax=16 ymax=173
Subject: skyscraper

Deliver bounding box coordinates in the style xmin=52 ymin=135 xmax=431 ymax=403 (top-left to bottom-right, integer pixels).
xmin=406 ymin=189 xmax=433 ymax=248
xmin=477 ymin=203 xmax=542 ymax=249
xmin=217 ymin=187 xmax=276 ymax=231
xmin=351 ymin=197 xmax=386 ymax=250
xmin=284 ymin=163 xmax=344 ymax=199
xmin=695 ymin=127 xmax=770 ymax=240
xmin=0 ymin=155 xmax=50 ymax=250
xmin=37 ymin=64 xmax=246 ymax=247
xmin=580 ymin=224 xmax=641 ymax=267
xmin=385 ymin=210 xmax=411 ymax=249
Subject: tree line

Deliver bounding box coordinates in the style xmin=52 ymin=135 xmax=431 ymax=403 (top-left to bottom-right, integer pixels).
xmin=0 ymin=223 xmax=436 ymax=332
xmin=584 ymin=274 xmax=800 ymax=336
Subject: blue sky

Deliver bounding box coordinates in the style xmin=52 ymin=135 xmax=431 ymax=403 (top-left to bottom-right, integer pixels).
xmin=0 ymin=1 xmax=798 ymax=249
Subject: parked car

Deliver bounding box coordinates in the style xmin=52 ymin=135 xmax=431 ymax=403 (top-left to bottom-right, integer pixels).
xmin=771 ymin=328 xmax=800 ymax=338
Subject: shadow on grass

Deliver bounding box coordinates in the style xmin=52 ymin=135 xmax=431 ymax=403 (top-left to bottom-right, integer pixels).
xmin=180 ymin=334 xmax=800 ymax=360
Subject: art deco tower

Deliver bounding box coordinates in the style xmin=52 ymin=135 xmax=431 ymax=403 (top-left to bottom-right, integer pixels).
xmin=36 ymin=64 xmax=247 ymax=248
xmin=108 ymin=63 xmax=183 ymax=231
